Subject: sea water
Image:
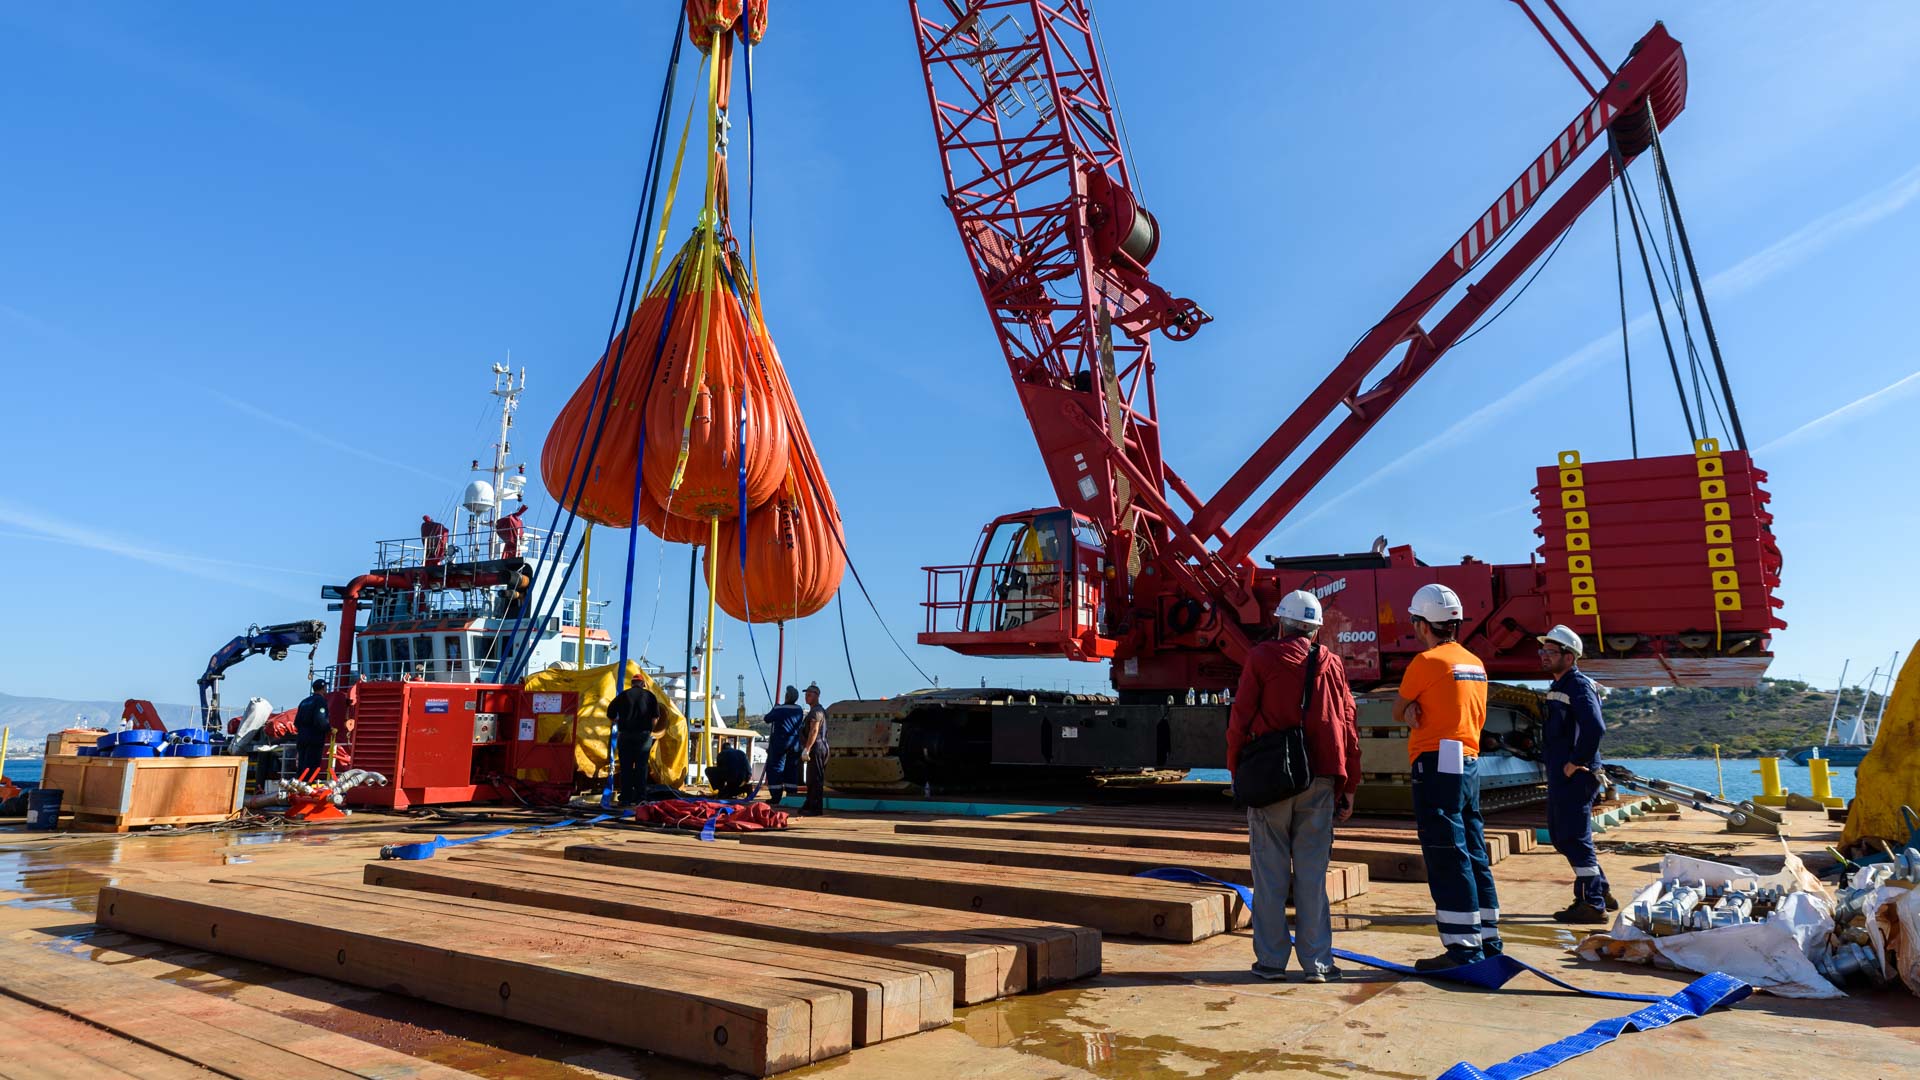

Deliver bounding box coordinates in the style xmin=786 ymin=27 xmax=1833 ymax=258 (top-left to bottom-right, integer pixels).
xmin=1191 ymin=757 xmax=1856 ymax=804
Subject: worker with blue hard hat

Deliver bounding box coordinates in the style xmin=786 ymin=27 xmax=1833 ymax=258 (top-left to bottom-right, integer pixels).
xmin=1537 ymin=624 xmax=1616 ymax=924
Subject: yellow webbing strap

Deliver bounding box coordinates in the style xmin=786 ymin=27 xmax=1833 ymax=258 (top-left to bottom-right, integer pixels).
xmin=647 ymin=60 xmax=704 ymax=290
xmin=670 ymin=47 xmax=725 ymax=494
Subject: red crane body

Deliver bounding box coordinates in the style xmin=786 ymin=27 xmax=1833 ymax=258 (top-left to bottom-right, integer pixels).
xmin=909 ymin=1 xmax=1781 ymax=696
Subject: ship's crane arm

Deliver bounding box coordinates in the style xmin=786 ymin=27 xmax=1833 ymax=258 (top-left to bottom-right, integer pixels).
xmin=197 ymin=620 xmax=328 ymax=728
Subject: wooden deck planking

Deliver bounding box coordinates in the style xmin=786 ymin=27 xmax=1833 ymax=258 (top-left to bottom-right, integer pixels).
xmin=0 ymin=940 xmax=479 ymax=1079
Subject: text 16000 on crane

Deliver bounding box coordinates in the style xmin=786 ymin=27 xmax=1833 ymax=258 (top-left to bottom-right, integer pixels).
xmin=827 ymin=2 xmax=1782 ymax=795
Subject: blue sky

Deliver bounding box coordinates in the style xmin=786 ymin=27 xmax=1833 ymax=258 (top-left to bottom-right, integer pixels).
xmin=3 ymin=1 xmax=1916 ymax=718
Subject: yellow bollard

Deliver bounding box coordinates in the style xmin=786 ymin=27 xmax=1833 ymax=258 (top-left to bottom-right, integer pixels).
xmin=1752 ymin=755 xmax=1791 ymax=807
xmin=1808 ymin=757 xmax=1846 ymax=809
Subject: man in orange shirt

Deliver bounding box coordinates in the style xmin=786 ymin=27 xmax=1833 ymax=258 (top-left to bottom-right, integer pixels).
xmin=1392 ymin=583 xmax=1502 ymax=970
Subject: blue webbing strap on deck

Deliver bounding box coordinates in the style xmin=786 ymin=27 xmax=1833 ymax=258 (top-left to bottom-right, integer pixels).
xmin=1436 ymin=971 xmax=1749 ymax=1080
xmin=1135 ymin=868 xmax=1750 ymax=1078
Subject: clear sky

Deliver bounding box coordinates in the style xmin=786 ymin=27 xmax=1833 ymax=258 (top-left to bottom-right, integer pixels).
xmin=3 ymin=1 xmax=1916 ymax=718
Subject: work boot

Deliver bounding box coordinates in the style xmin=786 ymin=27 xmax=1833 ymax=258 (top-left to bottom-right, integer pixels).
xmin=1250 ymin=963 xmax=1289 ymax=982
xmin=1603 ymin=888 xmax=1620 ymax=912
xmin=1300 ymin=966 xmax=1344 ymax=984
xmin=1413 ymin=949 xmax=1481 ymax=972
xmin=1552 ymin=901 xmax=1610 ymax=925
xmin=1481 ymin=937 xmax=1505 ymax=957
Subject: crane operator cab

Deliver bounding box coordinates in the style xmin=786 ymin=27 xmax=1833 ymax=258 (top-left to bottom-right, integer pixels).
xmin=920 ymin=508 xmax=1117 ymax=661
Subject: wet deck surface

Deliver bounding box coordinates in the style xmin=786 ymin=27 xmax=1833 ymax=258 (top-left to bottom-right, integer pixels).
xmin=3 ymin=806 xmax=1917 ymax=1079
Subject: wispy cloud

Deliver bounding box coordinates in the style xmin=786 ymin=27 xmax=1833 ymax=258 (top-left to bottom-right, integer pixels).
xmin=212 ymin=393 xmax=453 ymax=483
xmin=1268 ymin=161 xmax=1920 ymax=541
xmin=1758 ymin=369 xmax=1920 ymax=454
xmin=0 ymin=503 xmax=313 ymax=602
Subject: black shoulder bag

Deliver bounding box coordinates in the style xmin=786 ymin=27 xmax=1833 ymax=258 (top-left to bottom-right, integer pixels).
xmin=1232 ymin=643 xmax=1319 ymax=809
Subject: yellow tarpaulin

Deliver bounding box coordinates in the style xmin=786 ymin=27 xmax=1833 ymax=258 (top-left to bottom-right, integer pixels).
xmin=1842 ymin=640 xmax=1920 ymax=853
xmin=522 ymin=661 xmax=687 ymax=786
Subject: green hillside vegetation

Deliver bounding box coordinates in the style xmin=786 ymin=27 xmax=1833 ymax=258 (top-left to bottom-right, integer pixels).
xmin=1600 ymin=678 xmax=1879 ymax=757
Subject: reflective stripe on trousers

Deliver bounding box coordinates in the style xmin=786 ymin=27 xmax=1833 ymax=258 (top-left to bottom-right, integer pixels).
xmin=1413 ymin=752 xmax=1500 ymax=957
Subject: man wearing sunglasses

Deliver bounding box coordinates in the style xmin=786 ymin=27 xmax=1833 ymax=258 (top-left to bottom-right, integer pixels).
xmin=1538 ymin=624 xmax=1615 ymax=924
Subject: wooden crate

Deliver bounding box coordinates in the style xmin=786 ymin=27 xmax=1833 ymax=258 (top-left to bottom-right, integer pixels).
xmin=42 ymin=729 xmax=108 ymax=758
xmin=39 ymin=754 xmax=247 ymax=831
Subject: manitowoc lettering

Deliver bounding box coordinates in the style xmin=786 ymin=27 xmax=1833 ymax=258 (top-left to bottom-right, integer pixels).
xmin=1313 ymin=578 xmax=1349 ymax=600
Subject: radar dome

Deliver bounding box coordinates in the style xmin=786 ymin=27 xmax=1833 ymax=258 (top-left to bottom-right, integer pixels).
xmin=462 ymin=480 xmax=497 ymax=515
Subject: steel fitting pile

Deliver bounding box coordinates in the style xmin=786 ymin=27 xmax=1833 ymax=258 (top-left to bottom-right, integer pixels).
xmin=1626 ymin=879 xmax=1787 ymax=936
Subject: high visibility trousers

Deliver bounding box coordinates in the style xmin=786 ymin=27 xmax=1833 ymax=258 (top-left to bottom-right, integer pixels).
xmin=1546 ymin=771 xmax=1609 ymax=906
xmin=1411 ymin=752 xmax=1501 ymax=958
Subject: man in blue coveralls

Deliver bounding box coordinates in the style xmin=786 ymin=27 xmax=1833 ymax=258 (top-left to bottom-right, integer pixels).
xmin=1537 ymin=624 xmax=1616 ymax=924
xmin=761 ymin=686 xmax=806 ymax=804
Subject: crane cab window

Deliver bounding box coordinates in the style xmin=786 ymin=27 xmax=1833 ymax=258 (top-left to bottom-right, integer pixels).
xmin=390 ymin=636 xmax=411 ymax=675
xmin=968 ymin=511 xmax=1072 ymax=632
xmin=444 ymin=635 xmax=464 ymax=676
xmin=366 ymin=637 xmax=388 ymax=679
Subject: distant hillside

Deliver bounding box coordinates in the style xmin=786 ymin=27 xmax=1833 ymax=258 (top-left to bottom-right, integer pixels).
xmin=1600 ymin=679 xmax=1879 ymax=757
xmin=0 ymin=692 xmax=195 ymax=755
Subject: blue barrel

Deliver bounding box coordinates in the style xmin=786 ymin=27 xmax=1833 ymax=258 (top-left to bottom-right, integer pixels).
xmin=25 ymin=789 xmax=63 ymax=830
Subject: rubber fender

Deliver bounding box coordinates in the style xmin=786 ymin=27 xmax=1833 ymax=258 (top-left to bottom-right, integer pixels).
xmin=1842 ymin=641 xmax=1920 ymax=853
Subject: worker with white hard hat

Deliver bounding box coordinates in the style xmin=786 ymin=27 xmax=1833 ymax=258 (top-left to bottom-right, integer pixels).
xmin=1537 ymin=624 xmax=1615 ymax=924
xmin=1226 ymin=589 xmax=1360 ymax=983
xmin=1392 ymin=583 xmax=1502 ymax=970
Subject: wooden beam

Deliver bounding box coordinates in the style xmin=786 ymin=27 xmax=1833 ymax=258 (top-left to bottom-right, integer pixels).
xmin=363 ymin=855 xmax=1033 ymax=1005
xmin=238 ymin=877 xmax=948 ymax=1046
xmin=735 ymin=829 xmax=1380 ymax=889
xmin=564 ymin=836 xmax=1247 ymax=942
xmin=97 ymin=881 xmax=848 ymax=1076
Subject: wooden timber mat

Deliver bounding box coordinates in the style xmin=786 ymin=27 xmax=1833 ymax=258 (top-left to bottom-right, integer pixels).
xmin=0 ymin=938 xmax=479 ymax=1080
xmin=96 ymin=875 xmax=952 ymax=1076
xmin=868 ymin=816 xmax=1507 ymax=875
xmin=1019 ymin=806 xmax=1536 ymax=853
xmin=564 ymin=833 xmax=1257 ymax=942
xmin=736 ymin=825 xmax=1381 ymax=887
xmin=363 ymin=850 xmax=1096 ymax=1003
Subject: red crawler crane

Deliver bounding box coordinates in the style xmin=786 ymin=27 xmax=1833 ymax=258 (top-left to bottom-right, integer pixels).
xmin=851 ymin=2 xmax=1781 ymax=788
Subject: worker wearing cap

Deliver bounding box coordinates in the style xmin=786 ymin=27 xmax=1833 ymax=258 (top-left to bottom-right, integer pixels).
xmin=799 ymin=682 xmax=831 ymax=816
xmin=1226 ymin=590 xmax=1360 ymax=983
xmin=1393 ymin=583 xmax=1502 ymax=970
xmin=294 ymin=679 xmax=331 ymax=776
xmin=1538 ymin=624 xmax=1614 ymax=923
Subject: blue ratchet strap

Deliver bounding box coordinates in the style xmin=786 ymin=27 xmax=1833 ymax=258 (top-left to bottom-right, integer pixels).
xmin=1137 ymin=868 xmax=1750 ymax=1079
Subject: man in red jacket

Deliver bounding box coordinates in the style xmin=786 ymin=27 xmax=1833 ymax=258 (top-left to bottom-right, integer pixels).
xmin=1226 ymin=589 xmax=1360 ymax=983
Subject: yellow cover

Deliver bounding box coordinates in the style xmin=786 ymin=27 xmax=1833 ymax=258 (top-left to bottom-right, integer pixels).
xmin=1842 ymin=641 xmax=1920 ymax=852
xmin=522 ymin=661 xmax=687 ymax=786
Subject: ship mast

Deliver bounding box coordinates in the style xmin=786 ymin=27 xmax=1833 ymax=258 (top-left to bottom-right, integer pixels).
xmin=475 ymin=361 xmax=526 ymax=556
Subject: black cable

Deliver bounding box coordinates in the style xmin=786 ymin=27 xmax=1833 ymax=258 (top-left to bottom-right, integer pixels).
xmin=1648 ymin=119 xmax=1748 ymax=450
xmin=1339 ymin=161 xmax=1552 ymax=364
xmin=1452 ymin=215 xmax=1574 ymax=349
xmin=1623 ymin=169 xmax=1727 ymax=443
xmin=1616 ymin=150 xmax=1697 ymax=442
xmin=501 ymin=10 xmax=687 ymax=682
xmin=1608 ymin=151 xmax=1639 ymax=458
xmin=835 ymin=588 xmax=863 ymax=698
